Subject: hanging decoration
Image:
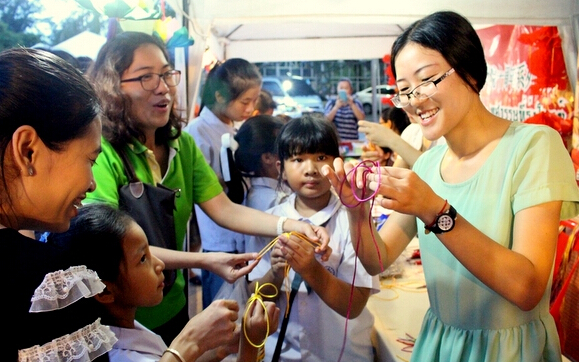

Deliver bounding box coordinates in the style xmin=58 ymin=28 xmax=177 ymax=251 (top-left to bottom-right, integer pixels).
xmin=75 ymin=0 xmax=161 ymax=20
xmin=152 ymin=17 xmax=194 ymax=50
xmin=382 ymin=54 xmax=396 ymax=86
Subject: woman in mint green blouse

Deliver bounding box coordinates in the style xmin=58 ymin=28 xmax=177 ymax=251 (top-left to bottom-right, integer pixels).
xmin=324 ymin=11 xmax=579 ymax=362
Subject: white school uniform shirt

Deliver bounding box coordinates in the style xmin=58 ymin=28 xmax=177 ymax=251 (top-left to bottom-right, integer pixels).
xmin=184 ymin=107 xmax=244 ymax=252
xmin=250 ymin=192 xmax=379 ymax=362
xmin=108 ymin=321 xmax=166 ymax=362
xmin=245 ymin=177 xmax=291 ymax=212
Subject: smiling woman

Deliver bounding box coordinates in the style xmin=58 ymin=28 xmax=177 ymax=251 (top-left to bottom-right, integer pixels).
xmin=0 ymin=47 xmax=114 ymax=361
xmin=83 ymin=31 xmax=329 ymax=348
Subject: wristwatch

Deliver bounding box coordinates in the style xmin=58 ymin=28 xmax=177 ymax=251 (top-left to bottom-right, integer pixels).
xmin=425 ymin=205 xmax=457 ymax=234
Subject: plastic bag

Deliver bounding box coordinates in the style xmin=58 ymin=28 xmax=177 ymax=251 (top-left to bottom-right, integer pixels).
xmin=215 ymin=277 xmax=251 ymax=322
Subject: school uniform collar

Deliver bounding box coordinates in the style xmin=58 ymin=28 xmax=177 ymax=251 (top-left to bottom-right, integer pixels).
xmin=199 ymin=107 xmax=237 ymax=133
xmin=284 ymin=191 xmax=342 ymax=227
xmin=109 ymin=321 xmax=166 ymax=356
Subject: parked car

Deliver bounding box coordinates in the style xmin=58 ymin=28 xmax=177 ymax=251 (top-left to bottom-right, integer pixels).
xmin=262 ymin=76 xmax=325 ymax=118
xmin=355 ymin=84 xmax=397 ymax=114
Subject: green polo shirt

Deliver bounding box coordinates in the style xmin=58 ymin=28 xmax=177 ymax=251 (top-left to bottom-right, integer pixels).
xmin=86 ymin=131 xmax=222 ymax=329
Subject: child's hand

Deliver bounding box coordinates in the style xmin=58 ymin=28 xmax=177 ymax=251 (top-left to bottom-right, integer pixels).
xmin=361 ymin=143 xmax=386 ymax=165
xmin=277 ymin=233 xmax=321 ymax=276
xmin=270 ymin=244 xmax=287 ymax=280
xmin=243 ymin=300 xmax=280 ymax=343
xmin=285 ymin=220 xmax=331 ymax=261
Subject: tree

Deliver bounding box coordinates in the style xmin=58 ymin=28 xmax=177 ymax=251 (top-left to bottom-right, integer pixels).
xmin=0 ymin=0 xmax=44 ymax=50
xmin=0 ymin=0 xmax=42 ymax=33
xmin=0 ymin=20 xmax=40 ymax=50
xmin=50 ymin=9 xmax=105 ymax=45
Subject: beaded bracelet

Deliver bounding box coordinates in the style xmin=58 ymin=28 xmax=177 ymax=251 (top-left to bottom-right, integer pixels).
xmin=277 ymin=216 xmax=287 ymax=235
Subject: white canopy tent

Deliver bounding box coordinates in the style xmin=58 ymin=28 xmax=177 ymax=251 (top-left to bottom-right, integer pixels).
xmin=52 ymin=30 xmax=108 ymax=60
xmin=163 ymin=0 xmax=579 ymax=119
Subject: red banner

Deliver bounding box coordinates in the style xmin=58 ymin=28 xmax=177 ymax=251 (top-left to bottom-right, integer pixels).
xmin=476 ymin=25 xmax=574 ymax=149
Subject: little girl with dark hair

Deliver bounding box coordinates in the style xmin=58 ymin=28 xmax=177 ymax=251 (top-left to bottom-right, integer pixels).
xmin=248 ymin=114 xmax=379 ymax=362
xmin=48 ymin=203 xmax=279 ymax=362
xmin=234 ymin=115 xmax=290 ymax=212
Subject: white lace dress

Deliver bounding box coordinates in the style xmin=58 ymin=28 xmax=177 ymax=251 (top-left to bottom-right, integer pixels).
xmin=6 ymin=229 xmax=117 ymax=362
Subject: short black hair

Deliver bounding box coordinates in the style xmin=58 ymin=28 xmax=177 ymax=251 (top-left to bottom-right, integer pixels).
xmin=275 ymin=113 xmax=340 ymax=180
xmin=391 ymin=11 xmax=487 ymax=93
xmin=381 ymin=107 xmax=410 ymax=135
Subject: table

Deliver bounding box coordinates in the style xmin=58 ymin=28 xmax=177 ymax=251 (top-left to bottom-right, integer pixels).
xmin=367 ymin=240 xmax=429 ymax=362
xmin=366 ymin=242 xmax=573 ymax=362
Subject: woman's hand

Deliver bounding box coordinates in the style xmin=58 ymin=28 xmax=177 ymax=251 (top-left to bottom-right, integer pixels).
xmin=170 ymin=299 xmax=240 ymax=359
xmin=365 ymin=166 xmax=443 ymax=223
xmin=358 ymin=120 xmax=399 ymax=148
xmin=204 ymin=252 xmax=259 ymax=283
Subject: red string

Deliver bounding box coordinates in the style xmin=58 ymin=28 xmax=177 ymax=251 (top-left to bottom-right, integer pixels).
xmin=339 ymin=160 xmax=381 ymax=207
xmin=337 ymin=160 xmax=385 ymax=273
xmin=335 ymin=160 xmax=383 ymax=362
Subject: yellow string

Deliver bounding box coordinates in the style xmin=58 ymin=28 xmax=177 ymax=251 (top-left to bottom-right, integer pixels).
xmin=256 ymin=231 xmax=322 ymax=261
xmin=243 ymin=282 xmax=278 ymax=348
xmin=244 ymin=232 xmax=322 ymax=348
xmin=371 ymin=277 xmax=427 ymax=301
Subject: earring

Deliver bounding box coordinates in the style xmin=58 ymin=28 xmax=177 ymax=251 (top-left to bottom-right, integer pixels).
xmin=27 ymin=167 xmax=34 ymax=176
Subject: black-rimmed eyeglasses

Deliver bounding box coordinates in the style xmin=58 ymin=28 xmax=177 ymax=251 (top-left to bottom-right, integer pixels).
xmin=392 ymin=68 xmax=455 ymax=108
xmin=120 ymin=70 xmax=181 ymax=91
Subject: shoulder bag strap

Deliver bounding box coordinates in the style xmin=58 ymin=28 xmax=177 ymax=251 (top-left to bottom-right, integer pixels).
xmin=271 ymin=273 xmax=303 ymax=362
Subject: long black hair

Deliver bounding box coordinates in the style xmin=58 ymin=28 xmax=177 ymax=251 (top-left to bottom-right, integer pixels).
xmin=234 ymin=115 xmax=285 ymax=177
xmin=200 ymin=58 xmax=262 ymax=111
xmin=48 ymin=203 xmax=133 ymax=283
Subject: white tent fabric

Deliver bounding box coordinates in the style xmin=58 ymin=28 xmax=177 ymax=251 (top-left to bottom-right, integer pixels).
xmin=52 ymin=31 xmax=107 ymax=60
xmin=163 ymin=0 xmax=579 ymax=119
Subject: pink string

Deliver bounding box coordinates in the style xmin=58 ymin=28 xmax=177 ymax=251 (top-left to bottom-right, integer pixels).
xmin=335 ymin=160 xmax=384 ymax=362
xmin=339 ymin=160 xmax=381 ymax=207
xmin=337 ymin=159 xmax=384 ymax=272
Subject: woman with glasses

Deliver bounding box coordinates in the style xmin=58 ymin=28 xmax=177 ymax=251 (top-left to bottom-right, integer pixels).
xmin=85 ymin=31 xmax=328 ymax=348
xmin=323 ymin=11 xmax=579 ymax=362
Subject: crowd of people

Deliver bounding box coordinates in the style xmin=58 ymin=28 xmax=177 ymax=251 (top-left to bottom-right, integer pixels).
xmin=4 ymin=9 xmax=578 ymax=362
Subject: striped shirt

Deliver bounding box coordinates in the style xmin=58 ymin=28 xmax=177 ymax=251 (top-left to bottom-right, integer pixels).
xmin=324 ymin=99 xmax=363 ymax=140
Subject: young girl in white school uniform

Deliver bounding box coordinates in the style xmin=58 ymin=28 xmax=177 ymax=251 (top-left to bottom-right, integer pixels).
xmin=234 ymin=115 xmax=291 ymax=212
xmin=248 ymin=114 xmax=380 ymax=362
xmin=49 ymin=203 xmax=280 ymax=362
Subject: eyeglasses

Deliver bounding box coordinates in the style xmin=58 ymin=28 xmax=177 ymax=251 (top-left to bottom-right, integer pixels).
xmin=120 ymin=70 xmax=181 ymax=91
xmin=392 ymin=68 xmax=455 ymax=108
